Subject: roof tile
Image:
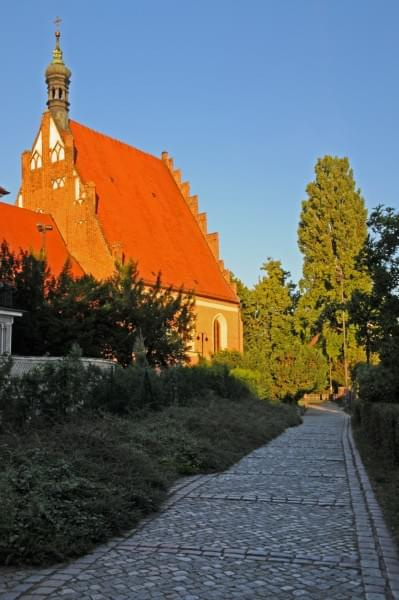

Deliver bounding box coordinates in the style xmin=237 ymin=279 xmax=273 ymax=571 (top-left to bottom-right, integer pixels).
xmin=70 ymin=121 xmax=237 ymax=303
xmin=0 ymin=202 xmax=84 ymax=277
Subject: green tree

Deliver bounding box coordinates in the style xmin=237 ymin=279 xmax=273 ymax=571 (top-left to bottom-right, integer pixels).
xmin=235 ymin=260 xmax=327 ymax=401
xmin=109 ymin=263 xmax=195 ymax=366
xmin=45 ymin=265 xmax=114 ymax=358
xmin=8 ymin=248 xmax=51 ymax=355
xmin=0 ymin=243 xmax=195 ymax=366
xmin=252 ymin=260 xmax=294 ymax=357
xmin=271 ymin=342 xmax=327 ymax=402
xmin=297 ymin=155 xmax=371 ymax=387
xmin=350 ymin=205 xmax=399 ymax=363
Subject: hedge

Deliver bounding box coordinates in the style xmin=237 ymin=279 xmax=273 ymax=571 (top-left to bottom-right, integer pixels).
xmin=353 ymin=401 xmax=399 ymax=463
xmin=0 ymin=354 xmax=255 ymax=430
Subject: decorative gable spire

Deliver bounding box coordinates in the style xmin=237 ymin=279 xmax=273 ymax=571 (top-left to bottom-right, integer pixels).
xmin=45 ymin=19 xmax=71 ymax=130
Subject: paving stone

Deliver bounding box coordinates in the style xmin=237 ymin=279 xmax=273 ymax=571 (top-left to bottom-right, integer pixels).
xmin=16 ymin=596 xmax=48 ymax=600
xmin=2 ymin=404 xmax=399 ymax=599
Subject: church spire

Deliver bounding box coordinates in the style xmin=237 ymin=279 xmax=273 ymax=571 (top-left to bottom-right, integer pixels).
xmin=45 ymin=20 xmax=71 ymax=130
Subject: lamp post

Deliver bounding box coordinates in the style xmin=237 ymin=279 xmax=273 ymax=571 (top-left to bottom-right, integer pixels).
xmin=196 ymin=332 xmax=208 ymax=357
xmin=36 ymin=223 xmax=53 ymax=253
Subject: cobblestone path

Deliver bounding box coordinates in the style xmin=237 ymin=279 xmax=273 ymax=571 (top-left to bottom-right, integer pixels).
xmin=1 ymin=404 xmax=399 ymax=599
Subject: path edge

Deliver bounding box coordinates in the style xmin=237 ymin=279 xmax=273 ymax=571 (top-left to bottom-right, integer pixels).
xmin=347 ymin=414 xmax=399 ymax=600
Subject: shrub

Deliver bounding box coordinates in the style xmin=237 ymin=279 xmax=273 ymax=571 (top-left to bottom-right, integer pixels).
xmin=0 ymin=351 xmax=108 ymax=430
xmin=96 ymin=365 xmax=156 ymax=414
xmin=352 ymin=401 xmax=399 ymax=464
xmin=212 ymin=351 xmax=272 ymax=399
xmin=0 ymin=355 xmax=258 ymax=429
xmin=352 ymin=398 xmax=362 ymax=425
xmin=0 ymin=398 xmax=300 ymax=565
xmin=212 ymin=350 xmax=245 ymax=370
xmin=0 ymin=353 xmax=12 ymax=379
xmin=230 ymin=367 xmax=266 ymax=398
xmin=100 ymin=362 xmax=255 ymax=416
xmin=0 ymin=416 xmax=169 ymax=565
xmin=354 ymin=362 xmax=398 ymax=404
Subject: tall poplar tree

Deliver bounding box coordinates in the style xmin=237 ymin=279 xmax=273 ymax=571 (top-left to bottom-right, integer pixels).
xmin=297 ymin=156 xmax=370 ymax=386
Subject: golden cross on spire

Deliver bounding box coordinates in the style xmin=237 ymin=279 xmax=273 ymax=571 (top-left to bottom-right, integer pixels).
xmin=51 ymin=16 xmax=63 ymax=60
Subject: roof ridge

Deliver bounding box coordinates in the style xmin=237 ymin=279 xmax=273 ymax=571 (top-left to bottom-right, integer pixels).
xmin=70 ymin=120 xmax=162 ymax=163
xmin=1 ymin=201 xmax=53 ymax=220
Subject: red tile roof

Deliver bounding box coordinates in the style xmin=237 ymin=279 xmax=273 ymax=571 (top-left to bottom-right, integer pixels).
xmin=0 ymin=202 xmax=84 ymax=277
xmin=70 ymin=121 xmax=238 ymax=303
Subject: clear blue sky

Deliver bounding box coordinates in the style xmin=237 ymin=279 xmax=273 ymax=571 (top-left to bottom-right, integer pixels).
xmin=1 ymin=0 xmax=398 ymax=286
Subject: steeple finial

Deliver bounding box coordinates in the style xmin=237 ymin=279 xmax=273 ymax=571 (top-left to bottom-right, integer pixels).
xmin=45 ymin=18 xmax=71 ymax=129
xmin=52 ymin=18 xmax=64 ymax=64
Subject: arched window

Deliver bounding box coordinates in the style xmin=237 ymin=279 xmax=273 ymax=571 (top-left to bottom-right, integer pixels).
xmin=213 ymin=319 xmax=221 ymax=353
xmin=30 ymin=150 xmax=42 ymax=170
xmin=212 ymin=314 xmax=228 ymax=353
xmin=50 ymin=141 xmax=65 ymax=163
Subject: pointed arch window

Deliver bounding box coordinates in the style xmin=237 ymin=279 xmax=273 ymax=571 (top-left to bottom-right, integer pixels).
xmin=213 ymin=319 xmax=221 ymax=353
xmin=213 ymin=314 xmax=228 ymax=354
xmin=52 ymin=177 xmax=65 ymax=190
xmin=50 ymin=141 xmax=65 ymax=163
xmin=30 ymin=150 xmax=42 ymax=170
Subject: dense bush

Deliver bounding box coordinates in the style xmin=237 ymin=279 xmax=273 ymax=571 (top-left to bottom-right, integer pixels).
xmin=212 ymin=350 xmax=271 ymax=399
xmin=212 ymin=345 xmax=326 ymax=402
xmin=354 ymin=362 xmax=398 ymax=404
xmin=0 ymin=352 xmax=302 ymax=565
xmin=230 ymin=367 xmax=266 ymax=398
xmin=0 ymin=357 xmax=256 ymax=428
xmin=352 ymin=400 xmax=399 ymax=463
xmin=0 ymin=398 xmax=300 ymax=565
xmin=0 ymin=351 xmax=106 ymax=429
xmin=0 ymin=415 xmax=170 ymax=565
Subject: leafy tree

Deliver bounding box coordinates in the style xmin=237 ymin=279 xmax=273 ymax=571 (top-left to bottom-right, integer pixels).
xmin=352 ymin=212 xmax=399 ymax=408
xmin=0 ymin=244 xmax=52 ymax=355
xmin=251 ymin=260 xmax=295 ymax=355
xmin=45 ymin=265 xmax=114 ymax=358
xmin=297 ymin=156 xmax=371 ymax=386
xmin=350 ymin=206 xmax=399 ymax=372
xmin=271 ymin=342 xmax=327 ymax=402
xmin=0 ymin=243 xmax=195 ymax=366
xmin=108 ymin=263 xmax=195 ymax=366
xmin=234 ymin=260 xmax=327 ymax=400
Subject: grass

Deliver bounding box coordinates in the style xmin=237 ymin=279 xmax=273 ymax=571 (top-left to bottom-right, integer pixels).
xmin=353 ymin=426 xmax=399 ymax=547
xmin=0 ymin=395 xmax=300 ymax=566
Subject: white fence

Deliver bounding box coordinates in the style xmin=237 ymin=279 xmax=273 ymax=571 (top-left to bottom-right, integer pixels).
xmin=10 ymin=355 xmax=115 ymax=377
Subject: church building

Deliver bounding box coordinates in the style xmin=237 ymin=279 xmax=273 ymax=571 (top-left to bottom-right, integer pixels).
xmin=4 ymin=30 xmax=243 ymax=360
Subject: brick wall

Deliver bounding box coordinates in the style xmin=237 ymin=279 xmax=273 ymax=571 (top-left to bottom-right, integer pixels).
xmin=19 ymin=113 xmax=243 ymax=359
xmin=20 ymin=113 xmax=114 ymax=280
